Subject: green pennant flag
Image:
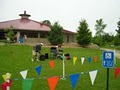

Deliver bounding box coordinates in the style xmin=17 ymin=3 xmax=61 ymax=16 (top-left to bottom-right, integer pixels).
xmin=22 ymin=79 xmax=33 ymax=90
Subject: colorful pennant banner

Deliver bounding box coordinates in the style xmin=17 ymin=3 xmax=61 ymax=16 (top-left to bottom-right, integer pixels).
xmin=35 ymin=66 xmax=42 ymax=75
xmin=47 ymin=76 xmax=59 ymax=90
xmin=22 ymin=79 xmax=33 ymax=90
xmin=114 ymin=68 xmax=120 ymax=79
xmin=20 ymin=70 xmax=28 ymax=79
xmin=2 ymin=73 xmax=11 ymax=82
xmin=93 ymin=56 xmax=98 ymax=63
xmin=70 ymin=73 xmax=80 ymax=90
xmin=89 ymin=70 xmax=98 ymax=85
xmin=88 ymin=56 xmax=92 ymax=64
xmin=81 ymin=57 xmax=85 ymax=65
xmin=49 ymin=60 xmax=55 ymax=69
xmin=73 ymin=57 xmax=77 ymax=65
xmin=0 ymin=55 xmax=120 ymax=90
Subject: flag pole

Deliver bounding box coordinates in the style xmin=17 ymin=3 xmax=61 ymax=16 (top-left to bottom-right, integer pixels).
xmin=61 ymin=54 xmax=66 ymax=80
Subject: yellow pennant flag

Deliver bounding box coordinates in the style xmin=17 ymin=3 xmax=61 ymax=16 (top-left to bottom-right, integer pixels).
xmin=2 ymin=74 xmax=6 ymax=81
xmin=2 ymin=73 xmax=11 ymax=82
xmin=73 ymin=57 xmax=77 ymax=65
xmin=6 ymin=73 xmax=11 ymax=79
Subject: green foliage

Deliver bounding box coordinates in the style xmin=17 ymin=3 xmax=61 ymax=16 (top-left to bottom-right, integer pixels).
xmin=92 ymin=36 xmax=101 ymax=46
xmin=94 ymin=19 xmax=107 ymax=46
xmin=76 ymin=19 xmax=92 ymax=47
xmin=47 ymin=22 xmax=63 ymax=45
xmin=114 ymin=35 xmax=120 ymax=46
xmin=4 ymin=26 xmax=15 ymax=43
xmin=102 ymin=33 xmax=114 ymax=43
xmin=116 ymin=18 xmax=120 ymax=35
xmin=95 ymin=19 xmax=107 ymax=36
xmin=93 ymin=33 xmax=114 ymax=46
xmin=41 ymin=20 xmax=51 ymax=26
xmin=114 ymin=18 xmax=120 ymax=46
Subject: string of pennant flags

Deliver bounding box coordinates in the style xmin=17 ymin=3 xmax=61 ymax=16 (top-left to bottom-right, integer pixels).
xmin=0 ymin=55 xmax=101 ymax=75
xmin=0 ymin=56 xmax=120 ymax=90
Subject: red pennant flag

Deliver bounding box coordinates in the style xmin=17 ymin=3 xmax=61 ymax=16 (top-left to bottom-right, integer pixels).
xmin=2 ymin=79 xmax=12 ymax=90
xmin=93 ymin=56 xmax=98 ymax=63
xmin=115 ymin=68 xmax=120 ymax=79
xmin=47 ymin=76 xmax=59 ymax=90
xmin=49 ymin=61 xmax=55 ymax=69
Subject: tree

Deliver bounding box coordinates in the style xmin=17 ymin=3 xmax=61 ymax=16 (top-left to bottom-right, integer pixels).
xmin=114 ymin=18 xmax=120 ymax=46
xmin=116 ymin=19 xmax=120 ymax=35
xmin=47 ymin=22 xmax=63 ymax=45
xmin=41 ymin=20 xmax=51 ymax=26
xmin=114 ymin=36 xmax=120 ymax=46
xmin=76 ymin=19 xmax=92 ymax=47
xmin=94 ymin=19 xmax=107 ymax=46
xmin=92 ymin=36 xmax=100 ymax=46
xmin=4 ymin=26 xmax=15 ymax=43
xmin=102 ymin=33 xmax=114 ymax=43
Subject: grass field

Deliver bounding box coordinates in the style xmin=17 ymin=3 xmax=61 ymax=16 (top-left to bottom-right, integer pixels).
xmin=0 ymin=45 xmax=120 ymax=90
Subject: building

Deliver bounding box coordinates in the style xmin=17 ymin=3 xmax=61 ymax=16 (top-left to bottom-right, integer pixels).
xmin=0 ymin=11 xmax=76 ymax=44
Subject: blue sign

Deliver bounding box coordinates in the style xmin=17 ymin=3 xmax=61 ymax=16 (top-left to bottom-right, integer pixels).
xmin=103 ymin=51 xmax=114 ymax=68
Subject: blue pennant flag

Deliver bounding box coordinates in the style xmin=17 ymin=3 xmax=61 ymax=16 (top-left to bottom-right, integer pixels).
xmin=35 ymin=66 xmax=42 ymax=75
xmin=88 ymin=56 xmax=92 ymax=64
xmin=70 ymin=73 xmax=80 ymax=90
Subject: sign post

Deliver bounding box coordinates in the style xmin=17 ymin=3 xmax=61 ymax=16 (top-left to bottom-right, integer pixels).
xmin=103 ymin=51 xmax=114 ymax=90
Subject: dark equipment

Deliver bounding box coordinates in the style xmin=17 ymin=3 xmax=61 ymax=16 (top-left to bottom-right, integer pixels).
xmin=64 ymin=53 xmax=71 ymax=60
xmin=39 ymin=55 xmax=45 ymax=61
xmin=50 ymin=47 xmax=57 ymax=58
xmin=45 ymin=53 xmax=49 ymax=59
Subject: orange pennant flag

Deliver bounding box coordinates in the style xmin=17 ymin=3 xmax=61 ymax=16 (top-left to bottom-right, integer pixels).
xmin=49 ymin=60 xmax=55 ymax=69
xmin=115 ymin=68 xmax=120 ymax=79
xmin=93 ymin=56 xmax=98 ymax=63
xmin=47 ymin=76 xmax=59 ymax=90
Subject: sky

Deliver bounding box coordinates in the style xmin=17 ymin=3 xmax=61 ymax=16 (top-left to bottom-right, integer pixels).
xmin=0 ymin=0 xmax=120 ymax=36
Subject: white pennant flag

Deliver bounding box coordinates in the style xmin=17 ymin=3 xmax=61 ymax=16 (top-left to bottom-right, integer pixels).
xmin=81 ymin=57 xmax=85 ymax=65
xmin=89 ymin=70 xmax=98 ymax=85
xmin=20 ymin=70 xmax=28 ymax=79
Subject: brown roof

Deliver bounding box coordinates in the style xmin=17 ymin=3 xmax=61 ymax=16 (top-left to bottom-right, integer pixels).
xmin=0 ymin=18 xmax=50 ymax=31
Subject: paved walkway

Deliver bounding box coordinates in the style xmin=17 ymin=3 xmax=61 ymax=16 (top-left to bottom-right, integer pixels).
xmin=101 ymin=48 xmax=120 ymax=59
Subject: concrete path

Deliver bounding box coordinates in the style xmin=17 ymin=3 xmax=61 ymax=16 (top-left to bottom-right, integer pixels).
xmin=101 ymin=48 xmax=120 ymax=59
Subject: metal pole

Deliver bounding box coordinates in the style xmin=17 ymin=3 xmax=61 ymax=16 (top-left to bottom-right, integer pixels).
xmin=106 ymin=68 xmax=109 ymax=90
xmin=61 ymin=55 xmax=66 ymax=80
xmin=63 ymin=56 xmax=65 ymax=78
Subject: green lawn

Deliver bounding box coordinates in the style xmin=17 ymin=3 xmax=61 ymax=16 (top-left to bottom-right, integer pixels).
xmin=0 ymin=45 xmax=120 ymax=90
